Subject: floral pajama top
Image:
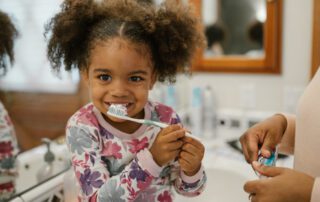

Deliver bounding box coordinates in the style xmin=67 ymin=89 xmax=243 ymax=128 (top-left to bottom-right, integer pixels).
xmin=0 ymin=101 xmax=19 ymax=201
xmin=66 ymin=101 xmax=206 ymax=202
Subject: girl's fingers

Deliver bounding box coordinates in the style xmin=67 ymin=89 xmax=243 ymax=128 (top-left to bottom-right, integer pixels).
xmin=168 ymin=149 xmax=181 ymax=160
xmin=163 ymin=129 xmax=186 ymax=142
xmin=182 ymin=136 xmax=204 ymax=151
xmin=161 ymin=124 xmax=182 ymax=134
xmin=181 ymin=143 xmax=202 ymax=158
xmin=179 ymin=151 xmax=198 ymax=164
xmin=166 ymin=140 xmax=184 ymax=151
xmin=178 ymin=157 xmax=192 ymax=168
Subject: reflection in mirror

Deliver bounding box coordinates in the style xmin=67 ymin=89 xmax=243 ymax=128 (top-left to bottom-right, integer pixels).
xmin=0 ymin=0 xmax=79 ymax=93
xmin=0 ymin=1 xmax=85 ymax=199
xmin=0 ymin=0 xmax=86 ymax=152
xmin=202 ymin=0 xmax=266 ymax=57
xmin=0 ymin=9 xmax=19 ymax=201
xmin=192 ymin=0 xmax=282 ymax=73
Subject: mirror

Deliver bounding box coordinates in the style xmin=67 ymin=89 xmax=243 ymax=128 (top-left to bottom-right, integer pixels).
xmin=202 ymin=0 xmax=265 ymax=57
xmin=190 ymin=0 xmax=282 ymax=73
xmin=0 ymin=0 xmax=87 ymax=151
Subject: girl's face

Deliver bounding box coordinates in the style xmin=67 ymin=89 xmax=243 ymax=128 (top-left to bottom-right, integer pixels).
xmin=84 ymin=37 xmax=156 ymax=128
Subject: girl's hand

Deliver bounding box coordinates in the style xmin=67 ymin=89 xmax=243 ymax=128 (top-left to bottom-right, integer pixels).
xmin=178 ymin=136 xmax=205 ymax=176
xmin=150 ymin=124 xmax=185 ymax=167
xmin=244 ymin=161 xmax=315 ymax=202
xmin=239 ymin=114 xmax=287 ymax=163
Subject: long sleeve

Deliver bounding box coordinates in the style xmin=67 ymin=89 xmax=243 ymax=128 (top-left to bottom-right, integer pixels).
xmin=66 ymin=125 xmax=163 ymax=202
xmin=278 ymin=113 xmax=296 ymax=155
xmin=174 ymin=164 xmax=206 ymax=197
xmin=311 ymin=178 xmax=320 ymax=202
xmin=160 ymin=105 xmax=206 ymax=197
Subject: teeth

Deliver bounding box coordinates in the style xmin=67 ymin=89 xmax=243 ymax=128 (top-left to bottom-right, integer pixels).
xmin=109 ymin=103 xmax=129 ymax=107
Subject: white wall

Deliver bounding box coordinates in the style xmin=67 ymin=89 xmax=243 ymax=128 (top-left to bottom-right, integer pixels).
xmin=173 ymin=0 xmax=314 ymax=113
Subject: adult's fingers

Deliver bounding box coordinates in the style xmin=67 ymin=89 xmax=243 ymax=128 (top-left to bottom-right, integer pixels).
xmin=252 ymin=161 xmax=284 ymax=177
xmin=260 ymin=134 xmax=278 ymax=158
xmin=250 ymin=194 xmax=259 ymax=202
xmin=239 ymin=133 xmax=260 ymax=163
xmin=243 ymin=179 xmax=263 ymax=194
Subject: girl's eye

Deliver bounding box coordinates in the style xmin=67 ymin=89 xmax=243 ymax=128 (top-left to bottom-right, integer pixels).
xmin=98 ymin=74 xmax=111 ymax=81
xmin=129 ymin=76 xmax=144 ymax=82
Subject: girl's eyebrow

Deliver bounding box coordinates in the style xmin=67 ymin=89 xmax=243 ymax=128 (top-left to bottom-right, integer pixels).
xmin=128 ymin=70 xmax=148 ymax=75
xmin=93 ymin=68 xmax=111 ymax=73
xmin=93 ymin=68 xmax=148 ymax=75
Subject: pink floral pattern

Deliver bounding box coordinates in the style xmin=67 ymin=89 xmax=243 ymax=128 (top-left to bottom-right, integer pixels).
xmin=157 ymin=190 xmax=172 ymax=202
xmin=128 ymin=137 xmax=149 ymax=154
xmin=155 ymin=104 xmax=174 ymax=123
xmin=101 ymin=141 xmax=122 ymax=159
xmin=0 ymin=102 xmax=19 ymax=200
xmin=66 ymin=102 xmax=206 ymax=201
xmin=0 ymin=142 xmax=14 ymax=158
xmin=76 ymin=104 xmax=99 ymax=127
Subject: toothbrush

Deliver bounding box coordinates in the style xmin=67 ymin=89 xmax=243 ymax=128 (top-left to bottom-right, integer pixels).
xmin=107 ymin=104 xmax=199 ymax=140
xmin=107 ymin=104 xmax=169 ymax=128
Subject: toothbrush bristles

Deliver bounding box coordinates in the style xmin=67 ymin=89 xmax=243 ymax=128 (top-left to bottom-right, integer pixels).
xmin=108 ymin=104 xmax=128 ymax=117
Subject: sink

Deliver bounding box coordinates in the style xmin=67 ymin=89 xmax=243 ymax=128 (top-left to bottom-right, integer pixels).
xmin=8 ymin=143 xmax=70 ymax=201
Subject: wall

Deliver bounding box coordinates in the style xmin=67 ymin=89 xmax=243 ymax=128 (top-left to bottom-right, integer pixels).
xmin=171 ymin=0 xmax=313 ymax=113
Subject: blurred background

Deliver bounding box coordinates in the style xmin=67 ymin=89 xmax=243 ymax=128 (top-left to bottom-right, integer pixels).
xmin=0 ymin=0 xmax=319 ymax=200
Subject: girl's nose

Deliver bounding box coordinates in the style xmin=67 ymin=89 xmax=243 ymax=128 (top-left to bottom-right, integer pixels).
xmin=110 ymin=79 xmax=130 ymax=97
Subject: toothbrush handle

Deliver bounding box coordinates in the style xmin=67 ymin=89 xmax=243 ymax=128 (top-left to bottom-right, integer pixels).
xmin=152 ymin=121 xmax=201 ymax=141
xmin=150 ymin=121 xmax=169 ymax=128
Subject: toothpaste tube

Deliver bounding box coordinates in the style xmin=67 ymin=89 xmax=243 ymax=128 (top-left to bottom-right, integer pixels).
xmin=255 ymin=148 xmax=278 ymax=178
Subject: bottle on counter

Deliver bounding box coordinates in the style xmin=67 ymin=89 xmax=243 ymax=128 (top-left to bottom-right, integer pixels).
xmin=202 ymin=85 xmax=217 ymax=139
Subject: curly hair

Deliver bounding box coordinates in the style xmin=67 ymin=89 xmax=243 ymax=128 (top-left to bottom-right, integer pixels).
xmin=0 ymin=11 xmax=18 ymax=76
xmin=45 ymin=0 xmax=205 ymax=83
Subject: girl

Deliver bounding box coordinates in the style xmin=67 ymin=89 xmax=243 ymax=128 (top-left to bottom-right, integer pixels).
xmin=46 ymin=0 xmax=206 ymax=201
xmin=0 ymin=10 xmax=19 ymax=201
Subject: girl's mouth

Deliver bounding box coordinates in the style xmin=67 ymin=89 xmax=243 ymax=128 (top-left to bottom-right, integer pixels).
xmin=105 ymin=102 xmax=133 ymax=112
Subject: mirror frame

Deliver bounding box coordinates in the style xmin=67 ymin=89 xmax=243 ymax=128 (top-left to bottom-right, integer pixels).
xmin=191 ymin=0 xmax=283 ymax=74
xmin=311 ymin=0 xmax=320 ymax=77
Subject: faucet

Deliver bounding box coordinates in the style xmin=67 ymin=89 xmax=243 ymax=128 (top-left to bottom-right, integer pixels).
xmin=42 ymin=138 xmax=55 ymax=163
xmin=36 ymin=138 xmax=56 ymax=182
